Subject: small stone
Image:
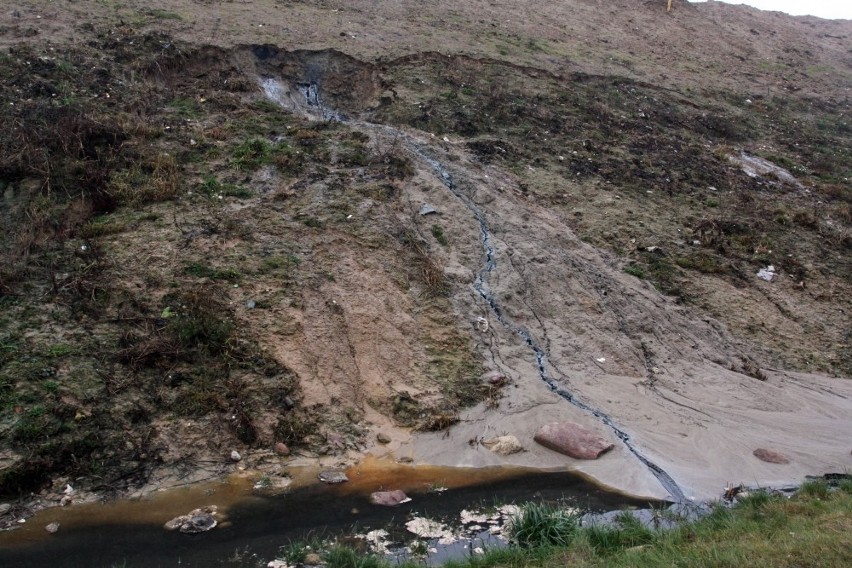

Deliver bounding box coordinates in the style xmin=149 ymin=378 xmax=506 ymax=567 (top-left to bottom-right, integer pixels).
xmin=303 ymin=552 xmax=322 ymax=565
xmin=246 ymin=300 xmax=256 ymax=309
xmin=45 ymin=522 xmax=60 ymax=534
xmin=481 ymin=371 xmax=507 ymax=386
xmin=482 ymin=435 xmax=523 ymax=456
xmin=369 ymin=489 xmax=411 ymax=506
xmin=318 ymin=470 xmax=348 ymax=484
xmin=230 ymin=450 xmax=242 ymax=462
xmin=164 ymin=506 xmax=218 ymax=533
xmin=0 ymin=503 xmax=11 ymax=515
xmin=376 ymin=433 xmax=392 ymax=444
xmin=268 ymin=561 xmax=290 ymax=568
xmin=753 ymin=448 xmax=791 ymax=464
xmin=418 ymin=203 xmax=438 ymax=216
xmin=274 ymin=442 xmax=290 ymax=456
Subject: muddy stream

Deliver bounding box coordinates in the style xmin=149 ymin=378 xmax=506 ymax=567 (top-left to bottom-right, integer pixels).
xmin=0 ymin=461 xmax=657 ymax=567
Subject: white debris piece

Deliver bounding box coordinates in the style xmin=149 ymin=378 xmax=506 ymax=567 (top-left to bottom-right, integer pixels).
xmin=405 ymin=516 xmax=457 ymax=544
xmin=757 ymin=265 xmax=777 ymax=282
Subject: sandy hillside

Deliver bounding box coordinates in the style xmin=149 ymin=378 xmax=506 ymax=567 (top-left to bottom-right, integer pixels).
xmin=0 ymin=0 xmax=850 ymax=510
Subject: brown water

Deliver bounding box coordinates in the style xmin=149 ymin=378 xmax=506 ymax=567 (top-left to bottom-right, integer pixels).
xmin=0 ymin=460 xmax=657 ymax=567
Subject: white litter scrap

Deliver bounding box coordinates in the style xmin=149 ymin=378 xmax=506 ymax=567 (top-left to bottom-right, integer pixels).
xmin=757 ymin=265 xmax=777 ymax=282
xmin=460 ymin=509 xmax=489 ymax=525
xmin=354 ymin=529 xmax=391 ymax=554
xmin=405 ymin=516 xmax=457 ymax=544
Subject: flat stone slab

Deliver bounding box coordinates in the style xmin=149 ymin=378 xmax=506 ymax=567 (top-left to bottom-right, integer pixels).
xmin=534 ymin=421 xmax=614 ymax=460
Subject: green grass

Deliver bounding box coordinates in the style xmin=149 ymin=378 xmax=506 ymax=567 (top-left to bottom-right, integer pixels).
xmin=509 ymin=502 xmax=581 ymax=548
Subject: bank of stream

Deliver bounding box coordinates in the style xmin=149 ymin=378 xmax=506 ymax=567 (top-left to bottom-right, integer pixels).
xmin=0 ymin=463 xmax=659 ymax=567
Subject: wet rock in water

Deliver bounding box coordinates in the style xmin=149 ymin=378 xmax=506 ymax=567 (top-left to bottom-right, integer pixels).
xmin=376 ymin=432 xmax=391 ymax=444
xmin=753 ymin=448 xmax=791 ymax=464
xmin=534 ymin=421 xmax=614 ymax=459
xmin=229 ymin=450 xmax=242 ymax=462
xmin=45 ymin=522 xmax=60 ymax=534
xmin=369 ymin=489 xmax=411 ymax=506
xmin=303 ymin=552 xmax=322 ymax=565
xmin=482 ymin=435 xmax=523 ymax=456
xmin=274 ymin=442 xmax=290 ymax=456
xmin=318 ymin=470 xmax=348 ymax=484
xmin=164 ymin=506 xmax=218 ymax=533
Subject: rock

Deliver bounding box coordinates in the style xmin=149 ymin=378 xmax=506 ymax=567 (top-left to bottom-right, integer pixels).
xmin=268 ymin=561 xmax=290 ymax=568
xmin=318 ymin=470 xmax=348 ymax=484
xmin=482 ymin=435 xmax=523 ymax=456
xmin=274 ymin=442 xmax=290 ymax=456
xmin=753 ymin=448 xmax=791 ymax=464
xmin=303 ymin=552 xmax=322 ymax=565
xmin=229 ymin=450 xmax=242 ymax=462
xmin=164 ymin=506 xmax=218 ymax=533
xmin=246 ymin=300 xmax=256 ymax=309
xmin=180 ymin=513 xmax=217 ymax=534
xmin=418 ymin=203 xmax=438 ymax=216
xmin=376 ymin=432 xmax=391 ymax=444
xmin=481 ymin=371 xmax=507 ymax=386
xmin=0 ymin=503 xmax=11 ymax=515
xmin=533 ymin=422 xmax=614 ymax=460
xmin=45 ymin=522 xmax=60 ymax=534
xmin=369 ymin=490 xmax=411 ymax=506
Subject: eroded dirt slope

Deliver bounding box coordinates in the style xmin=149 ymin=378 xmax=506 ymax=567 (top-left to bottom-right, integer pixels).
xmin=0 ymin=1 xmax=850 ymax=507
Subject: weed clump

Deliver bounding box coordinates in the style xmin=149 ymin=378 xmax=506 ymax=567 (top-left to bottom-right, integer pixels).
xmin=509 ymin=503 xmax=581 ymax=547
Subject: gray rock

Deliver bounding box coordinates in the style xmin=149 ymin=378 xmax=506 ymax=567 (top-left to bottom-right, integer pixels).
xmin=369 ymin=489 xmax=410 ymax=506
xmin=534 ymin=422 xmax=614 ymax=460
xmin=318 ymin=470 xmax=348 ymax=484
xmin=45 ymin=522 xmax=60 ymax=534
xmin=230 ymin=450 xmax=242 ymax=462
xmin=164 ymin=506 xmax=218 ymax=533
xmin=376 ymin=432 xmax=392 ymax=444
xmin=418 ymin=203 xmax=438 ymax=216
xmin=179 ymin=513 xmax=217 ymax=534
xmin=0 ymin=503 xmax=11 ymax=515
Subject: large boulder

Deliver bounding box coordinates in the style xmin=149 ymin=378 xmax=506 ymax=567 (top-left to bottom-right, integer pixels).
xmin=533 ymin=422 xmax=614 ymax=460
xmin=753 ymin=448 xmax=791 ymax=464
xmin=369 ymin=489 xmax=411 ymax=506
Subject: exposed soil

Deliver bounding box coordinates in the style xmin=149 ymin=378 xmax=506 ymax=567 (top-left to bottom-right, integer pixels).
xmin=0 ymin=0 xmax=850 ymax=522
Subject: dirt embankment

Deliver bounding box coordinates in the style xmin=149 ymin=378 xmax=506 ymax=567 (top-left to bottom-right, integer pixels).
xmin=0 ymin=1 xmax=850 ymax=512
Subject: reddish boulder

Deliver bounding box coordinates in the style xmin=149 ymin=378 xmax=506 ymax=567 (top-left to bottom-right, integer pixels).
xmin=753 ymin=448 xmax=791 ymax=464
xmin=534 ymin=422 xmax=614 ymax=460
xmin=274 ymin=442 xmax=290 ymax=456
xmin=369 ymin=490 xmax=411 ymax=506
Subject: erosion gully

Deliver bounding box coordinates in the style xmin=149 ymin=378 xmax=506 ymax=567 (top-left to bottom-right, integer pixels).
xmin=289 ymin=79 xmax=687 ymax=503
xmin=0 ymin=77 xmax=685 ymax=568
